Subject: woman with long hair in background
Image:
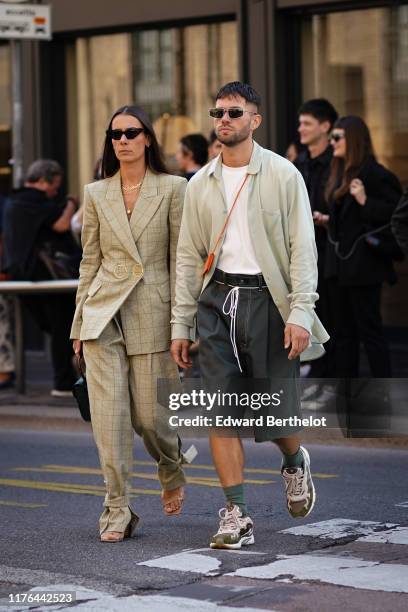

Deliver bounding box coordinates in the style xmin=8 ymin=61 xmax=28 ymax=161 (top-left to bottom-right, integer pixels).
xmin=315 ymin=116 xmax=402 ymax=377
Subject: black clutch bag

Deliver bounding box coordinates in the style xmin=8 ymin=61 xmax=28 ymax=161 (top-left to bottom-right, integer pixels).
xmin=72 ymin=357 xmax=91 ymax=422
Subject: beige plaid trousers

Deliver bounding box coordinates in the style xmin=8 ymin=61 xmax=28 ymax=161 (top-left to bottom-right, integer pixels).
xmin=83 ymin=316 xmax=186 ymax=534
xmin=72 ymin=170 xmax=188 ymax=534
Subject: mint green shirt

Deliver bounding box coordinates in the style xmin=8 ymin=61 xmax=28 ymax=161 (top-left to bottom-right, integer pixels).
xmin=171 ymin=141 xmax=330 ymax=361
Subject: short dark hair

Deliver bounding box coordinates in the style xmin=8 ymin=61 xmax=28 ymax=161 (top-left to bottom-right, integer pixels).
xmin=180 ymin=134 xmax=208 ymax=167
xmin=216 ymin=82 xmax=261 ymax=109
xmin=101 ymin=104 xmax=167 ymax=178
xmin=26 ymin=159 xmax=63 ymax=183
xmin=298 ymin=98 xmax=338 ymax=129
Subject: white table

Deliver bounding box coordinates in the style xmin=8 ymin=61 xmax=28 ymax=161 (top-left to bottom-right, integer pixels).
xmin=0 ymin=280 xmax=79 ymax=394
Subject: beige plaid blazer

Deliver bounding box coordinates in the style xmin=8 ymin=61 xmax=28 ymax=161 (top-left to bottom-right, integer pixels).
xmin=70 ymin=169 xmax=187 ymax=354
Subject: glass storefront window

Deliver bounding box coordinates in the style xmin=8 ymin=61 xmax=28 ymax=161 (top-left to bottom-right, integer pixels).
xmin=66 ymin=33 xmax=133 ymax=194
xmin=66 ymin=21 xmax=238 ymax=194
xmin=133 ymin=29 xmax=176 ymax=118
xmin=133 ymin=22 xmax=238 ymax=160
xmin=301 ymin=6 xmax=408 ymax=185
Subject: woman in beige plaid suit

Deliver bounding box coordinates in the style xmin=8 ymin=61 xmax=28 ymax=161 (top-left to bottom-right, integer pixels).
xmin=71 ymin=105 xmax=188 ymax=542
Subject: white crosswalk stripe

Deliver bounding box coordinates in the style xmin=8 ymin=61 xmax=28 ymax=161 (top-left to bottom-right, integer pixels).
xmin=1 ymin=589 xmax=264 ymax=612
xmin=279 ymin=518 xmax=398 ymax=540
xmin=134 ymin=518 xmax=408 ymax=598
xmin=226 ymin=553 xmax=408 ymax=593
xmin=139 ymin=551 xmax=221 ymax=575
xmin=359 ymin=526 xmax=408 ymax=545
xmin=138 ymin=547 xmax=264 ymax=575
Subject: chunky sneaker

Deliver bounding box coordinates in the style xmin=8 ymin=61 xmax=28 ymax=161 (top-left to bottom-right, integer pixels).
xmin=210 ymin=504 xmax=254 ymax=549
xmin=281 ymin=446 xmax=315 ymax=518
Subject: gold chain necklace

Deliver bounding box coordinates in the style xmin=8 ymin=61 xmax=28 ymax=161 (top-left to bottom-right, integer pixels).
xmin=121 ymin=181 xmax=143 ymax=193
xmin=121 ymin=179 xmax=143 ymax=216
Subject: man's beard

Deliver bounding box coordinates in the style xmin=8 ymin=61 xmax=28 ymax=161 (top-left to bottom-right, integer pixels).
xmin=216 ymin=125 xmax=251 ymax=147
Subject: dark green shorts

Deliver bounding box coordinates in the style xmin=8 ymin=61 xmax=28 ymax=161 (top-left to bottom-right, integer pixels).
xmin=197 ymin=271 xmax=302 ymax=442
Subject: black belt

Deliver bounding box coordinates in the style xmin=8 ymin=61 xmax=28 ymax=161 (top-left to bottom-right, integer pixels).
xmin=213 ymin=268 xmax=267 ymax=289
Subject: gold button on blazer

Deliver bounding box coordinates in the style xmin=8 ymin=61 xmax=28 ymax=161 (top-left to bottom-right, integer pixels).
xmin=70 ymin=169 xmax=187 ymax=355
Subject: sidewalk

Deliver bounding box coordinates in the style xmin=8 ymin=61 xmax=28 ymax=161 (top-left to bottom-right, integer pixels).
xmin=0 ymin=352 xmax=89 ymax=431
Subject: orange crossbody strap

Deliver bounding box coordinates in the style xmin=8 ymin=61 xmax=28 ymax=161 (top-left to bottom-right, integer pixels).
xmin=202 ymin=173 xmax=249 ymax=276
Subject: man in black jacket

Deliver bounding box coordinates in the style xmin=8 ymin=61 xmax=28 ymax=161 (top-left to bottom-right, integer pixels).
xmin=3 ymin=159 xmax=78 ymax=396
xmin=295 ymin=99 xmax=338 ymax=388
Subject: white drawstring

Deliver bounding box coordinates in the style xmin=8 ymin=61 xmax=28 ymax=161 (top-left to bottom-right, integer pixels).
xmin=222 ymin=286 xmax=243 ymax=373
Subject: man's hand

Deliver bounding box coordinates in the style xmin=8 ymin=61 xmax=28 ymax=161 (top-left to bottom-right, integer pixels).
xmin=284 ymin=324 xmax=310 ymax=360
xmin=170 ymin=339 xmax=193 ymax=369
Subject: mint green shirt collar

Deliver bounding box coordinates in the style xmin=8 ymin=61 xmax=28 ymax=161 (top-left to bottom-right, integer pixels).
xmin=207 ymin=140 xmax=263 ymax=179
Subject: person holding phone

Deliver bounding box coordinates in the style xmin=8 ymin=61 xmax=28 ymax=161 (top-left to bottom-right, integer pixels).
xmin=323 ymin=116 xmax=402 ymax=377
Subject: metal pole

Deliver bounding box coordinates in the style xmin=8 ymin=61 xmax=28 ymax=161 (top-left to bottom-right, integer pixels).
xmin=10 ymin=39 xmax=24 ymax=189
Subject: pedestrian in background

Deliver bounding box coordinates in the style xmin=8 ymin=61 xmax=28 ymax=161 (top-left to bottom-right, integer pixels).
xmin=176 ymin=133 xmax=208 ymax=180
xmin=208 ymin=130 xmax=222 ymax=159
xmin=71 ymin=105 xmax=188 ymax=542
xmin=285 ymin=134 xmax=306 ymax=163
xmin=0 ymin=193 xmax=14 ymax=390
xmin=295 ymin=99 xmax=338 ymax=391
xmin=175 ymin=135 xmax=209 ymax=374
xmin=0 ymin=295 xmax=14 ymax=390
xmin=71 ymin=158 xmax=103 ymax=241
xmin=2 ymin=160 xmax=79 ymax=396
xmin=323 ymin=116 xmax=402 ymax=378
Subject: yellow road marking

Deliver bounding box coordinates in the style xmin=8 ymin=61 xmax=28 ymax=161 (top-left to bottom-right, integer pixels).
xmin=133 ymin=459 xmax=338 ymax=479
xmin=0 ymin=500 xmax=47 ymax=508
xmin=13 ymin=465 xmax=275 ymax=487
xmin=0 ymin=478 xmax=159 ymax=497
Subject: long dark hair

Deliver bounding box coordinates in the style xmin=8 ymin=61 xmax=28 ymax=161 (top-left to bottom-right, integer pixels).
xmin=325 ymin=115 xmax=375 ymax=203
xmin=101 ymin=105 xmax=168 ymax=178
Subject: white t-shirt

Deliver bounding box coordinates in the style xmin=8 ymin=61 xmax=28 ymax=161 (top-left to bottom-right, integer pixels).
xmin=217 ymin=164 xmax=261 ymax=274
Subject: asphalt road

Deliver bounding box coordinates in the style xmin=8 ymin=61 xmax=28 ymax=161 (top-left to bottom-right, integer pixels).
xmin=0 ymin=429 xmax=407 ymax=611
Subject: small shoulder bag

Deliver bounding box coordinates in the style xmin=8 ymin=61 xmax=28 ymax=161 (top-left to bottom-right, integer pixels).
xmin=202 ymin=173 xmax=249 ymax=276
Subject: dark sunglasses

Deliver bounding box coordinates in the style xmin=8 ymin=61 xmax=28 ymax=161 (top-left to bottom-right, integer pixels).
xmin=107 ymin=127 xmax=145 ymax=140
xmin=209 ymin=107 xmax=256 ymax=119
xmin=330 ymin=132 xmax=345 ymax=143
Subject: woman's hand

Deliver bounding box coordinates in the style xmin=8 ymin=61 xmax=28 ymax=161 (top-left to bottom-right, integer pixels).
xmin=73 ymin=339 xmax=82 ymax=357
xmin=350 ymin=179 xmax=367 ymax=205
xmin=313 ymin=211 xmax=329 ymax=228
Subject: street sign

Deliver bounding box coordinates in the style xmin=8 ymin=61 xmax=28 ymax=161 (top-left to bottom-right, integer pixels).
xmin=0 ymin=2 xmax=51 ymax=40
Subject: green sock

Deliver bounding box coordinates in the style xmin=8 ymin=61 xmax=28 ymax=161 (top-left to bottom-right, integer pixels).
xmin=223 ymin=483 xmax=247 ymax=516
xmin=282 ymin=447 xmax=304 ymax=469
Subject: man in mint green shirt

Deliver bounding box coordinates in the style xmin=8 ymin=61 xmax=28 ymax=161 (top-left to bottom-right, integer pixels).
xmin=171 ymin=82 xmax=329 ymax=550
